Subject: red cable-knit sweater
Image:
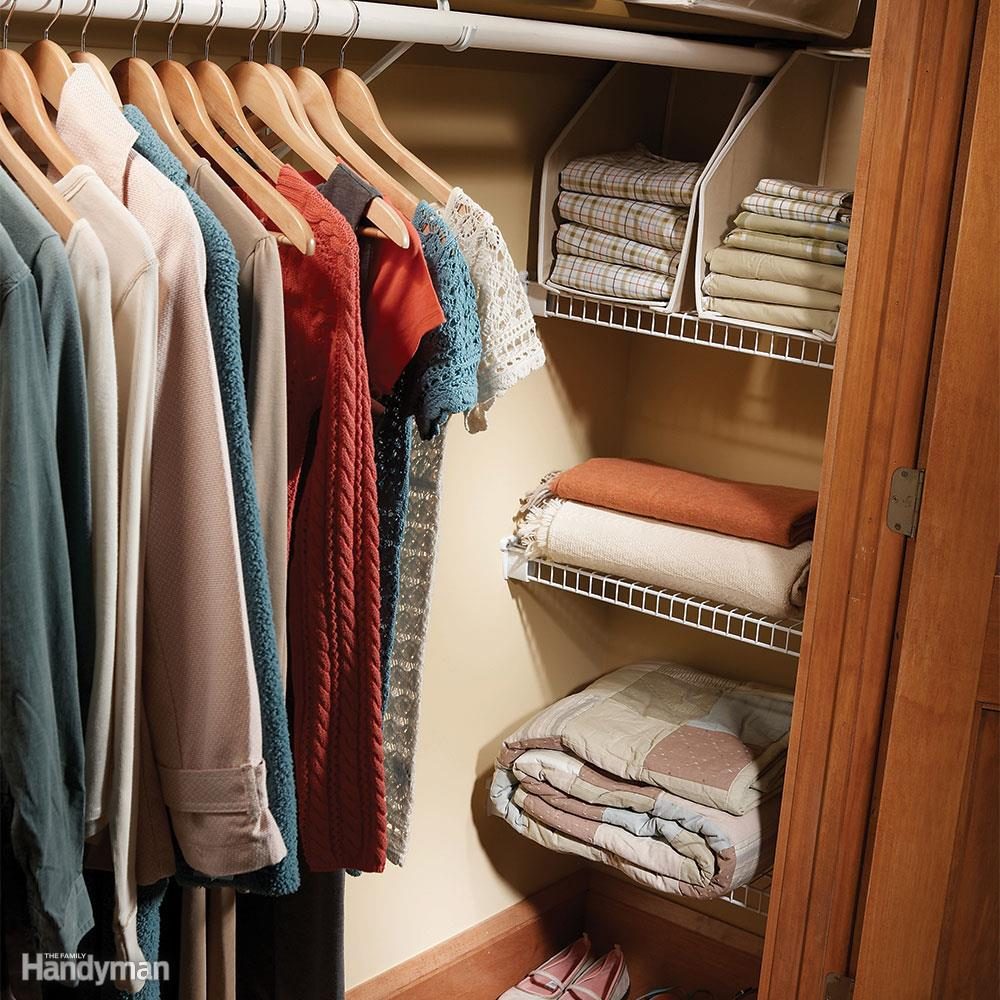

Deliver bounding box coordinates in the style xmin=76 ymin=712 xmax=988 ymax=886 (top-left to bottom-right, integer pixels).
xmin=246 ymin=166 xmax=386 ymax=872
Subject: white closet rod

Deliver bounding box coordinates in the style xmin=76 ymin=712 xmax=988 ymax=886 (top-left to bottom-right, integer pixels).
xmin=8 ymin=0 xmax=787 ymax=75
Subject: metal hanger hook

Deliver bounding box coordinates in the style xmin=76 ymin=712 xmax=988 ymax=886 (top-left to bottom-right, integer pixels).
xmin=266 ymin=0 xmax=285 ymax=64
xmin=42 ymin=0 xmax=64 ymax=41
xmin=79 ymin=0 xmax=98 ymax=52
xmin=130 ymin=0 xmax=148 ymax=58
xmin=248 ymin=0 xmax=267 ymax=61
xmin=339 ymin=0 xmax=359 ymax=69
xmin=2 ymin=0 xmax=16 ymax=50
xmin=167 ymin=0 xmax=183 ymax=60
xmin=299 ymin=0 xmax=318 ymax=66
xmin=203 ymin=0 xmax=222 ymax=59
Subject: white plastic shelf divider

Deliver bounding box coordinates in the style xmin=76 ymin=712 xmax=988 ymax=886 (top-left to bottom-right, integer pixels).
xmin=502 ymin=538 xmax=803 ymax=657
xmin=532 ymin=284 xmax=836 ymax=370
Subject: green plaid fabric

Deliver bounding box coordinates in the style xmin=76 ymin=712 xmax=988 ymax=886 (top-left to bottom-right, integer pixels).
xmin=757 ymin=177 xmax=853 ymax=208
xmin=560 ymin=146 xmax=703 ymax=207
xmin=557 ymin=191 xmax=689 ymax=251
xmin=550 ymin=254 xmax=675 ymax=302
xmin=724 ymin=228 xmax=848 ymax=266
xmin=741 ymin=192 xmax=850 ymax=224
xmin=555 ymin=223 xmax=680 ymax=275
xmin=734 ymin=211 xmax=850 ymax=243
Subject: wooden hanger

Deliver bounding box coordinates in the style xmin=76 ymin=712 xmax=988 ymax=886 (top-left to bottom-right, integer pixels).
xmin=155 ymin=58 xmax=315 ymax=255
xmin=110 ymin=0 xmax=200 ymax=175
xmin=22 ymin=0 xmax=75 ymax=110
xmin=0 ymin=50 xmax=77 ymax=178
xmin=0 ymin=113 xmax=78 ymax=239
xmin=70 ymin=0 xmax=124 ymax=104
xmin=323 ymin=66 xmax=452 ymax=206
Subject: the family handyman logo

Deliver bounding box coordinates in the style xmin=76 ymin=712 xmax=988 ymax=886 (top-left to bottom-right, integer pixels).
xmin=22 ymin=952 xmax=170 ymax=985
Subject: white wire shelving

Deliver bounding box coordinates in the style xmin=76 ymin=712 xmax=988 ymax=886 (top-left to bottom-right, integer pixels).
xmin=501 ymin=539 xmax=804 ymax=657
xmin=724 ymin=870 xmax=772 ymax=916
xmin=531 ymin=284 xmax=836 ymax=370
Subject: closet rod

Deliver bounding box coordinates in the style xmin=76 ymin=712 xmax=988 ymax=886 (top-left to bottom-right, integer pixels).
xmin=8 ymin=0 xmax=787 ymax=75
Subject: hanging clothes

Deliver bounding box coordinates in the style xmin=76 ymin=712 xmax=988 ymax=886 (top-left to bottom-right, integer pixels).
xmin=382 ymin=202 xmax=482 ymax=866
xmin=0 ymin=222 xmax=93 ymax=956
xmin=240 ymin=164 xmax=387 ymax=875
xmin=442 ymin=187 xmax=545 ymax=433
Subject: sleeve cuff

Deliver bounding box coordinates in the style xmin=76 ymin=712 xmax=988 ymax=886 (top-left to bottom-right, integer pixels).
xmin=159 ymin=760 xmax=287 ymax=877
xmin=27 ymin=871 xmax=94 ymax=954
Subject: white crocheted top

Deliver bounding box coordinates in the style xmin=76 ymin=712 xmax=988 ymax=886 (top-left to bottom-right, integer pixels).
xmin=442 ymin=187 xmax=546 ymax=433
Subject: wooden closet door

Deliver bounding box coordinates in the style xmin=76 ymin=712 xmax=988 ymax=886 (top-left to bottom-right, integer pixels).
xmin=851 ymin=1 xmax=999 ymax=995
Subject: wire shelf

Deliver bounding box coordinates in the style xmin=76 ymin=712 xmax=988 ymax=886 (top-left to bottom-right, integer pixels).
xmin=723 ymin=870 xmax=772 ymax=915
xmin=535 ymin=285 xmax=836 ymax=370
xmin=502 ymin=540 xmax=803 ymax=657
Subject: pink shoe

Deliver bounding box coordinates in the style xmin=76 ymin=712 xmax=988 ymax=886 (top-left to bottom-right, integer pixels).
xmin=498 ymin=935 xmax=594 ymax=999
xmin=564 ymin=946 xmax=630 ymax=1000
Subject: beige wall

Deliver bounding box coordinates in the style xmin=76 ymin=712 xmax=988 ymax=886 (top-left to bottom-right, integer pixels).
xmin=10 ymin=22 xmax=833 ymax=987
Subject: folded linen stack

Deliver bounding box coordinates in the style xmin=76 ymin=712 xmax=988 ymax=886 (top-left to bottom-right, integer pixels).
xmin=702 ymin=177 xmax=853 ymax=340
xmin=514 ymin=457 xmax=817 ymax=619
xmin=549 ymin=146 xmax=704 ymax=304
xmin=490 ymin=659 xmax=792 ymax=898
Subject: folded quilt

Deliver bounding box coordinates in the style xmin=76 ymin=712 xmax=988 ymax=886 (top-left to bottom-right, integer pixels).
xmin=733 ymin=211 xmax=850 ymax=244
xmin=550 ymin=255 xmax=675 ymax=302
xmin=741 ymin=192 xmax=850 ymax=225
xmin=558 ymin=191 xmax=688 ymax=251
xmin=723 ymin=229 xmax=848 ymax=266
xmin=556 ymin=223 xmax=680 ymax=276
xmin=703 ymin=272 xmax=842 ymax=312
xmin=515 ymin=489 xmax=811 ymax=618
xmin=706 ymin=246 xmax=845 ymax=293
xmin=560 ymin=146 xmax=703 ymax=208
xmin=489 ymin=660 xmax=791 ymax=897
xmin=550 ymin=458 xmax=817 ymax=548
xmin=756 ymin=177 xmax=853 ymax=209
xmin=703 ymin=297 xmax=839 ymax=339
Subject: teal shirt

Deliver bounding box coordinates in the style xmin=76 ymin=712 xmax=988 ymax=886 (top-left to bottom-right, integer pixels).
xmin=0 ymin=171 xmax=94 ymax=720
xmin=0 ymin=223 xmax=93 ymax=953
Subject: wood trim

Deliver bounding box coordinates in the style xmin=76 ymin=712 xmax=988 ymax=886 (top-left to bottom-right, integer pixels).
xmin=758 ymin=0 xmax=981 ymax=996
xmin=852 ymin=1 xmax=998 ymax=988
xmin=346 ymin=872 xmax=588 ymax=1000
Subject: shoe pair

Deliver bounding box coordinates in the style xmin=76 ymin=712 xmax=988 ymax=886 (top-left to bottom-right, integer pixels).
xmin=498 ymin=935 xmax=630 ymax=1000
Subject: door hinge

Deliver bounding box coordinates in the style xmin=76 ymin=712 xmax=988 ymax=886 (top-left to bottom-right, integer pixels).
xmin=887 ymin=467 xmax=925 ymax=538
xmin=824 ymin=973 xmax=855 ymax=1000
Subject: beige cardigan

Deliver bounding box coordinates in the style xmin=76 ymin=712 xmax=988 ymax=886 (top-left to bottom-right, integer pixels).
xmin=57 ymin=67 xmax=286 ymax=980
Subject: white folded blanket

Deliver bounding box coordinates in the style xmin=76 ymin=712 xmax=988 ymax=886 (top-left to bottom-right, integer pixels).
xmin=515 ymin=496 xmax=810 ymax=619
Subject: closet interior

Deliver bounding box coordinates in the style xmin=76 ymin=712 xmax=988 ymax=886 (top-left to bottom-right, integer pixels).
xmin=1 ymin=0 xmax=995 ymax=998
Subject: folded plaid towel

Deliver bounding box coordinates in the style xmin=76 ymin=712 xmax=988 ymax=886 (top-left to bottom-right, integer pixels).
xmin=558 ymin=191 xmax=689 ymax=251
xmin=703 ymin=272 xmax=842 ymax=311
xmin=706 ymin=246 xmax=846 ymax=293
xmin=556 ymin=223 xmax=680 ymax=276
xmin=734 ymin=211 xmax=850 ymax=243
xmin=757 ymin=177 xmax=853 ymax=208
xmin=723 ymin=229 xmax=848 ymax=266
xmin=703 ymin=296 xmax=839 ymax=340
xmin=741 ymin=192 xmax=851 ymax=225
xmin=560 ymin=146 xmax=704 ymax=208
xmin=550 ymin=255 xmax=675 ymax=302
xmin=490 ymin=660 xmax=790 ymax=898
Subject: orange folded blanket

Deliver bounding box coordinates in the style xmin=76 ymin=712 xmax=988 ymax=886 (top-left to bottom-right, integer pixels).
xmin=550 ymin=458 xmax=817 ymax=548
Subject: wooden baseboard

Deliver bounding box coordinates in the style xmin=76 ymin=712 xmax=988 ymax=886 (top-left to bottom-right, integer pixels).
xmin=586 ymin=871 xmax=762 ymax=998
xmin=346 ymin=872 xmax=589 ymax=1000
xmin=348 ymin=868 xmax=762 ymax=999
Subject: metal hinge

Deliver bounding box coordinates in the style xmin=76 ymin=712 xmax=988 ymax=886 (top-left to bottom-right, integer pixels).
xmin=824 ymin=973 xmax=855 ymax=1000
xmin=887 ymin=467 xmax=925 ymax=538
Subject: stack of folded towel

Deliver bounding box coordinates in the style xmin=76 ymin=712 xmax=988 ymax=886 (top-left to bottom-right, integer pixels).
xmin=490 ymin=659 xmax=792 ymax=898
xmin=514 ymin=457 xmax=817 ymax=619
xmin=702 ymin=177 xmax=853 ymax=340
xmin=549 ymin=146 xmax=704 ymax=304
